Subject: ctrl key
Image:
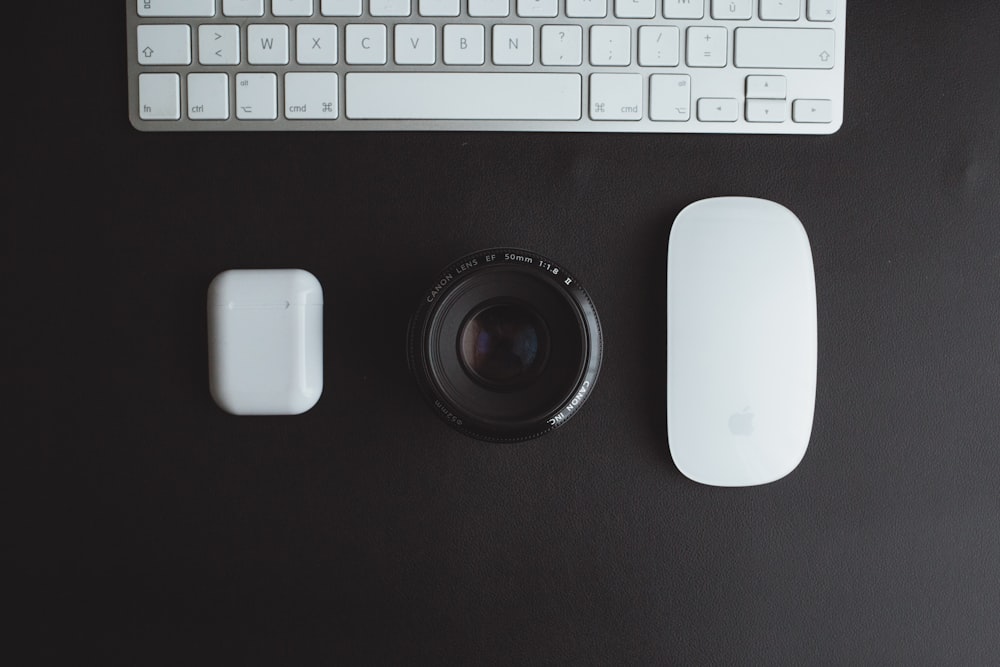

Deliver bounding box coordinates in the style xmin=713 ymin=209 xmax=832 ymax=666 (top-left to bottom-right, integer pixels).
xmin=138 ymin=73 xmax=180 ymax=120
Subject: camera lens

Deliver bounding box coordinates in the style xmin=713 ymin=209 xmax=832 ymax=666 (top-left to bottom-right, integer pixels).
xmin=458 ymin=302 xmax=549 ymax=389
xmin=408 ymin=249 xmax=602 ymax=442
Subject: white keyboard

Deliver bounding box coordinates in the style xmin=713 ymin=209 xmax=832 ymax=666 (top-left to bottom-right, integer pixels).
xmin=127 ymin=0 xmax=845 ymax=133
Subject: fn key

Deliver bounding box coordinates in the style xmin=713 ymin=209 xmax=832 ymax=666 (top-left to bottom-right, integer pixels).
xmin=138 ymin=73 xmax=180 ymax=120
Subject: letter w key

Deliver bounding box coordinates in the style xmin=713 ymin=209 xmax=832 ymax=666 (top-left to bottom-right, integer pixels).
xmin=248 ymin=25 xmax=289 ymax=65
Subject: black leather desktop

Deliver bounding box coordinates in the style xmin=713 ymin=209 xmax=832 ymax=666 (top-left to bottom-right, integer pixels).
xmin=9 ymin=2 xmax=999 ymax=664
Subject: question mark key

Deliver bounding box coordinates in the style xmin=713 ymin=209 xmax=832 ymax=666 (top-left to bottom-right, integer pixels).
xmin=541 ymin=25 xmax=583 ymax=66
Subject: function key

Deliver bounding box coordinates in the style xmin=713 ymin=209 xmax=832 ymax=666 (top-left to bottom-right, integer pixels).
xmin=139 ymin=73 xmax=180 ymax=120
xmin=807 ymin=0 xmax=837 ymax=21
xmin=137 ymin=0 xmax=215 ymax=17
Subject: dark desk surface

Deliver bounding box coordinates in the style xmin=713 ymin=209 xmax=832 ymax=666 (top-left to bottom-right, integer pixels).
xmin=10 ymin=2 xmax=999 ymax=664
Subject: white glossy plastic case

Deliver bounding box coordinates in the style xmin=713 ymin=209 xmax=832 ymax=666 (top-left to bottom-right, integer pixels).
xmin=207 ymin=269 xmax=323 ymax=416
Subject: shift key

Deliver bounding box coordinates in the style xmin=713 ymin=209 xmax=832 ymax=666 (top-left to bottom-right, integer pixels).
xmin=735 ymin=28 xmax=835 ymax=69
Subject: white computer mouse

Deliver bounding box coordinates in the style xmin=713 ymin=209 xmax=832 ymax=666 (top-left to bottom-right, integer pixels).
xmin=667 ymin=197 xmax=817 ymax=487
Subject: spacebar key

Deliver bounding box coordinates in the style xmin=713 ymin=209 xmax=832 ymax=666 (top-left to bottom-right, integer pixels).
xmin=346 ymin=73 xmax=582 ymax=120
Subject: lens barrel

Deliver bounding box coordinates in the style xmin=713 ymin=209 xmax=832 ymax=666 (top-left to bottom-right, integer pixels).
xmin=407 ymin=248 xmax=602 ymax=442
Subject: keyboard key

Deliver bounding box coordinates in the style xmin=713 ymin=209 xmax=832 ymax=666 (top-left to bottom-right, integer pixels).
xmin=614 ymin=0 xmax=654 ymax=19
xmin=759 ymin=0 xmax=800 ymax=21
xmin=443 ymin=24 xmax=485 ymax=64
xmin=517 ymin=0 xmax=558 ymax=17
xmin=493 ymin=25 xmax=533 ymax=65
xmin=638 ymin=26 xmax=679 ymax=67
xmin=223 ymin=0 xmax=264 ymax=16
xmin=297 ymin=24 xmax=338 ymax=64
xmin=697 ymin=97 xmax=738 ymax=122
xmin=285 ymin=72 xmax=339 ymax=119
xmin=236 ymin=73 xmax=277 ymax=120
xmin=137 ymin=0 xmax=215 ymax=17
xmin=370 ymin=0 xmax=411 ymax=16
xmin=395 ymin=24 xmax=436 ymax=65
xmin=248 ymin=24 xmax=289 ymax=65
xmin=321 ymin=0 xmax=363 ymax=15
xmin=345 ymin=73 xmax=581 ymax=119
xmin=199 ymin=25 xmax=240 ymax=65
xmin=273 ymin=0 xmax=314 ymax=15
xmin=541 ymin=25 xmax=583 ymax=66
xmin=735 ymin=28 xmax=835 ymax=68
xmin=711 ymin=0 xmax=751 ymax=20
xmin=807 ymin=0 xmax=837 ymax=21
xmin=664 ymin=0 xmax=704 ymax=19
xmin=590 ymin=26 xmax=631 ymax=66
xmin=687 ymin=26 xmax=726 ymax=67
xmin=346 ymin=24 xmax=387 ymax=64
xmin=469 ymin=0 xmax=510 ymax=16
xmin=137 ymin=25 xmax=191 ymax=65
xmin=589 ymin=73 xmax=642 ymax=120
xmin=792 ymin=99 xmax=832 ymax=123
xmin=745 ymin=75 xmax=786 ymax=99
xmin=138 ymin=73 xmax=180 ymax=120
xmin=566 ymin=0 xmax=607 ymax=18
xmin=188 ymin=73 xmax=229 ymax=120
xmin=649 ymin=74 xmax=690 ymax=121
xmin=420 ymin=0 xmax=461 ymax=15
xmin=746 ymin=98 xmax=785 ymax=122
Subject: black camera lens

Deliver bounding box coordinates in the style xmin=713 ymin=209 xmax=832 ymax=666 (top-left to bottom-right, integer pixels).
xmin=458 ymin=302 xmax=549 ymax=389
xmin=408 ymin=249 xmax=602 ymax=442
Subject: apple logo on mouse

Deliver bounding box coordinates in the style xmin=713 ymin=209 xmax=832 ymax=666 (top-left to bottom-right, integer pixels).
xmin=728 ymin=407 xmax=754 ymax=436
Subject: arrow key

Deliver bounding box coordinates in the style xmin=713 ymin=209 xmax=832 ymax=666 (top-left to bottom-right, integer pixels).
xmin=746 ymin=75 xmax=787 ymax=99
xmin=199 ymin=24 xmax=241 ymax=65
xmin=697 ymin=97 xmax=739 ymax=122
xmin=792 ymin=99 xmax=833 ymax=123
xmin=746 ymin=98 xmax=786 ymax=123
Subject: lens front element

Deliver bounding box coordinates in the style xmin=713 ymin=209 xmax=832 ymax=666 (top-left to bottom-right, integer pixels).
xmin=459 ymin=303 xmax=549 ymax=390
